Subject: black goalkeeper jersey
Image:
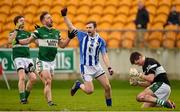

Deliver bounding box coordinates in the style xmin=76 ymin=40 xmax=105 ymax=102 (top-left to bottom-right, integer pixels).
xmin=142 ymin=57 xmax=170 ymax=85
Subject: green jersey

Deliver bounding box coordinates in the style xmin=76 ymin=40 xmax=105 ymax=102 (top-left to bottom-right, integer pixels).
xmin=32 ymin=26 xmax=60 ymax=62
xmin=10 ymin=30 xmax=31 ymax=60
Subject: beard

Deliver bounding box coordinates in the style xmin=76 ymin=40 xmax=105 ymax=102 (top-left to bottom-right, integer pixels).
xmin=47 ymin=22 xmax=53 ymax=27
xmin=48 ymin=24 xmax=53 ymax=27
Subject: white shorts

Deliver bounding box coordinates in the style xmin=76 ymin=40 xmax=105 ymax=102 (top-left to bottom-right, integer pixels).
xmin=80 ymin=64 xmax=105 ymax=82
xmin=14 ymin=57 xmax=34 ymax=70
xmin=36 ymin=58 xmax=55 ymax=75
xmin=150 ymin=82 xmax=171 ymax=101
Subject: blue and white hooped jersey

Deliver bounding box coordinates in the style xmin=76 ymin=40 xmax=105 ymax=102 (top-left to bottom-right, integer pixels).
xmin=77 ymin=30 xmax=107 ymax=66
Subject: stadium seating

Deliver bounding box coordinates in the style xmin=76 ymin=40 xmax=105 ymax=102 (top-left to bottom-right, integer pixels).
xmin=76 ymin=6 xmax=90 ymax=15
xmin=68 ymin=38 xmax=79 ymax=48
xmin=25 ymin=0 xmax=39 ymax=7
xmin=159 ymin=0 xmax=171 ymax=7
xmin=0 ymin=0 xmax=180 ymax=48
xmin=107 ymin=38 xmax=120 ymax=48
xmin=0 ymin=13 xmax=8 ymax=23
xmin=89 ymin=6 xmax=103 ymax=15
xmin=103 ymin=6 xmax=116 ymax=15
xmin=0 ymin=5 xmax=10 ymax=15
xmin=98 ymin=31 xmax=109 ymax=41
xmin=92 ymin=0 xmax=105 ymax=7
xmin=0 ymin=0 xmax=13 ymax=7
xmin=109 ymin=31 xmax=122 ymax=41
xmin=79 ymin=0 xmax=91 ymax=7
xmin=163 ymin=25 xmax=178 ymax=48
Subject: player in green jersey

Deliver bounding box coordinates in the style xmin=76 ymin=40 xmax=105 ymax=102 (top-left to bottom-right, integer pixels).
xmin=16 ymin=12 xmax=77 ymax=106
xmin=8 ymin=15 xmax=37 ymax=104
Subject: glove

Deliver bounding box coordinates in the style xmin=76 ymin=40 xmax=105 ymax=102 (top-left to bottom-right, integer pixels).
xmin=68 ymin=30 xmax=78 ymax=39
xmin=129 ymin=76 xmax=140 ymax=86
xmin=129 ymin=68 xmax=140 ymax=77
xmin=108 ymin=67 xmax=113 ymax=75
xmin=61 ymin=7 xmax=67 ymax=16
xmin=129 ymin=75 xmax=145 ymax=86
xmin=34 ymin=24 xmax=40 ymax=29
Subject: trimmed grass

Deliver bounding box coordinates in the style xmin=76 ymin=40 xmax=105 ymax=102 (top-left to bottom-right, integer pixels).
xmin=0 ymin=80 xmax=179 ymax=111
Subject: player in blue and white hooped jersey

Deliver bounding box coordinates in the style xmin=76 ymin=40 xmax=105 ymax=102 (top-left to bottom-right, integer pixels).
xmin=61 ymin=8 xmax=114 ymax=106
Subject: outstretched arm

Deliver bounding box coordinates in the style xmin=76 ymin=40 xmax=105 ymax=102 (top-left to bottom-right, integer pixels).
xmin=8 ymin=30 xmax=17 ymax=44
xmin=58 ymin=30 xmax=77 ymax=48
xmin=61 ymin=8 xmax=77 ymax=31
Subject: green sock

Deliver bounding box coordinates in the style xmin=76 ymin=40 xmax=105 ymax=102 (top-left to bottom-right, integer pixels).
xmin=156 ymin=99 xmax=165 ymax=106
xmin=19 ymin=92 xmax=26 ymax=101
xmin=25 ymin=90 xmax=30 ymax=99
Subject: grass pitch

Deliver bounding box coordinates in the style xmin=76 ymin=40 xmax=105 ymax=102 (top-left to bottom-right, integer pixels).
xmin=0 ymin=80 xmax=179 ymax=111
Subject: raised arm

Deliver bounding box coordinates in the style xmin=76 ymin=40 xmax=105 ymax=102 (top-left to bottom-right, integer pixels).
xmin=61 ymin=8 xmax=77 ymax=31
xmin=8 ymin=30 xmax=17 ymax=44
xmin=58 ymin=30 xmax=78 ymax=48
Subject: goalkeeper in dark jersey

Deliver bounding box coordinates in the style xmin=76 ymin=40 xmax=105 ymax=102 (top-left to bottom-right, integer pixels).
xmin=8 ymin=15 xmax=36 ymax=104
xmin=129 ymin=51 xmax=175 ymax=109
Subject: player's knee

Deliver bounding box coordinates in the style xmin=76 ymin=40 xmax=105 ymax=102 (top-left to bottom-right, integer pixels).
xmin=30 ymin=76 xmax=37 ymax=84
xmin=136 ymin=94 xmax=145 ymax=102
xmin=85 ymin=88 xmax=94 ymax=94
xmin=45 ymin=78 xmax=52 ymax=86
xmin=19 ymin=77 xmax=25 ymax=82
xmin=104 ymin=84 xmax=111 ymax=92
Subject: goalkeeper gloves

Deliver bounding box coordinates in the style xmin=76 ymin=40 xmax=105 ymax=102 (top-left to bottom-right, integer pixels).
xmin=129 ymin=77 xmax=139 ymax=86
xmin=108 ymin=67 xmax=113 ymax=75
xmin=129 ymin=68 xmax=140 ymax=77
xmin=61 ymin=7 xmax=67 ymax=16
xmin=68 ymin=30 xmax=77 ymax=39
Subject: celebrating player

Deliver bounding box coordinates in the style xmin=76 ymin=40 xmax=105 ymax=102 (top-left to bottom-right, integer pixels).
xmin=61 ymin=8 xmax=114 ymax=106
xmin=8 ymin=15 xmax=37 ymax=104
xmin=129 ymin=51 xmax=175 ymax=109
xmin=15 ymin=12 xmax=77 ymax=106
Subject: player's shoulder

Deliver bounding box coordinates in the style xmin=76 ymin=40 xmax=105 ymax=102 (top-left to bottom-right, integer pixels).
xmin=97 ymin=35 xmax=106 ymax=43
xmin=51 ymin=28 xmax=60 ymax=34
xmin=145 ymin=57 xmax=159 ymax=65
xmin=22 ymin=30 xmax=31 ymax=34
xmin=34 ymin=26 xmax=43 ymax=32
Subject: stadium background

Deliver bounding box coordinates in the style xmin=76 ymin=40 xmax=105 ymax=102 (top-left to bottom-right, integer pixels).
xmin=0 ymin=0 xmax=180 ymax=111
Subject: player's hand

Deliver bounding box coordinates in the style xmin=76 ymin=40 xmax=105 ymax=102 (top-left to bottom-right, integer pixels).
xmin=15 ymin=22 xmax=24 ymax=30
xmin=129 ymin=77 xmax=138 ymax=86
xmin=68 ymin=29 xmax=78 ymax=39
xmin=108 ymin=67 xmax=114 ymax=75
xmin=12 ymin=38 xmax=19 ymax=45
xmin=34 ymin=24 xmax=40 ymax=29
xmin=129 ymin=68 xmax=140 ymax=77
xmin=61 ymin=7 xmax=67 ymax=16
xmin=15 ymin=23 xmax=21 ymax=30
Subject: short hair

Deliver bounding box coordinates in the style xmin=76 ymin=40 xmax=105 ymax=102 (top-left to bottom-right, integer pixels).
xmin=86 ymin=21 xmax=97 ymax=28
xmin=40 ymin=11 xmax=49 ymax=22
xmin=130 ymin=51 xmax=142 ymax=64
xmin=14 ymin=15 xmax=24 ymax=25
